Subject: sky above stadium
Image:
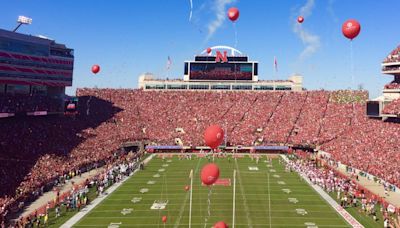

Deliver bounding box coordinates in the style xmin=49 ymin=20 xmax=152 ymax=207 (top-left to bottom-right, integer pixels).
xmin=1 ymin=0 xmax=399 ymax=98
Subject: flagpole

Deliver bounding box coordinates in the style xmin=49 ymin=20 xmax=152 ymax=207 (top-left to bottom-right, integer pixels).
xmin=273 ymin=56 xmax=275 ymax=79
xmin=189 ymin=169 xmax=193 ymax=228
xmin=232 ymin=169 xmax=236 ymax=228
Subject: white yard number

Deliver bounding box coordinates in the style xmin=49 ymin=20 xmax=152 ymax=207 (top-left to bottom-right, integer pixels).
xmin=108 ymin=222 xmax=122 ymax=228
xmin=151 ymin=200 xmax=168 ymax=210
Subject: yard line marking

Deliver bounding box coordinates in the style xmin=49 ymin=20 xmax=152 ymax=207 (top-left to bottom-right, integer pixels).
xmin=74 ymin=224 xmax=349 ymax=227
xmin=174 ymin=157 xmax=202 ymax=228
xmin=267 ymin=173 xmax=272 ymax=228
xmin=235 ymin=159 xmax=253 ymax=228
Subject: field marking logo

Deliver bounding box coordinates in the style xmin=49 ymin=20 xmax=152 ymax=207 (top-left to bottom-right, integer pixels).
xmin=277 ymin=181 xmax=286 ymax=185
xmin=153 ymin=174 xmax=161 ymax=178
xmin=266 ymin=164 xmax=273 ymax=168
xmin=296 ymin=208 xmax=308 ymax=216
xmin=273 ymin=174 xmax=280 ymax=178
xmin=162 ymin=164 xmax=169 ymax=167
xmin=120 ymin=208 xmax=133 ymax=215
xmin=147 ymin=180 xmax=156 ymax=185
xmin=288 ymin=198 xmax=299 ymax=204
xmin=131 ymin=197 xmax=142 ymax=204
xmin=158 ymin=168 xmax=165 ymax=172
xmin=151 ymin=200 xmax=168 ymax=210
xmin=108 ymin=222 xmax=122 ymax=228
xmin=282 ymin=188 xmax=291 ymax=194
xmin=139 ymin=188 xmax=149 ymax=193
xmin=305 ymin=222 xmax=318 ymax=228
xmin=248 ymin=166 xmax=259 ymax=171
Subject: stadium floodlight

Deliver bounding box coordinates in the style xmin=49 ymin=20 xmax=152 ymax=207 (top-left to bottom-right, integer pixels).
xmin=13 ymin=16 xmax=32 ymax=32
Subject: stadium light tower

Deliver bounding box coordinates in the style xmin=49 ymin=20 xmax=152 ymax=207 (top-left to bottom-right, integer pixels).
xmin=13 ymin=16 xmax=32 ymax=32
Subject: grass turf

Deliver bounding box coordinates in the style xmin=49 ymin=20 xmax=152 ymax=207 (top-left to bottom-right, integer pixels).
xmin=73 ymin=155 xmax=351 ymax=227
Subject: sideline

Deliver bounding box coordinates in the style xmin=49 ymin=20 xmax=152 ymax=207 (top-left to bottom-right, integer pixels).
xmin=60 ymin=154 xmax=155 ymax=228
xmin=19 ymin=167 xmax=105 ymax=219
xmin=280 ymin=155 xmax=364 ymax=228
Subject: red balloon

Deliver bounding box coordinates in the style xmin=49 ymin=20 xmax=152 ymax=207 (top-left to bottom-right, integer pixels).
xmin=297 ymin=16 xmax=304 ymax=23
xmin=200 ymin=163 xmax=220 ymax=186
xmin=227 ymin=7 xmax=239 ymax=22
xmin=342 ymin=19 xmax=361 ymax=40
xmin=162 ymin=215 xmax=167 ymax=223
xmin=214 ymin=221 xmax=229 ymax=228
xmin=204 ymin=125 xmax=224 ymax=149
xmin=207 ymin=47 xmax=212 ymax=54
xmin=91 ymin=64 xmax=100 ymax=74
xmin=185 ymin=185 xmax=190 ymax=191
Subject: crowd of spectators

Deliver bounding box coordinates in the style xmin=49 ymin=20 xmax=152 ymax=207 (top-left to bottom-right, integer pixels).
xmin=0 ymin=94 xmax=125 ymax=223
xmin=2 ymin=88 xmax=400 ymax=224
xmin=0 ymin=94 xmax=62 ymax=113
xmin=382 ymin=98 xmax=400 ymax=115
xmin=383 ymin=45 xmax=400 ymax=63
xmin=285 ymin=156 xmax=399 ymax=227
xmin=9 ymin=151 xmax=142 ymax=227
xmin=384 ymin=82 xmax=400 ymax=90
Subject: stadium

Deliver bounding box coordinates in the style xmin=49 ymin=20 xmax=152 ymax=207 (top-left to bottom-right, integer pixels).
xmin=1 ymin=2 xmax=400 ymax=228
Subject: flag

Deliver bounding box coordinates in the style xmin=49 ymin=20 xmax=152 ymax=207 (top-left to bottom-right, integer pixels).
xmin=166 ymin=56 xmax=172 ymax=70
xmin=274 ymin=56 xmax=278 ymax=72
xmin=189 ymin=169 xmax=193 ymax=179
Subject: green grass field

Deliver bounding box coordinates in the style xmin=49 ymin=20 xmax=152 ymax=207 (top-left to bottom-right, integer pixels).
xmin=73 ymin=155 xmax=351 ymax=227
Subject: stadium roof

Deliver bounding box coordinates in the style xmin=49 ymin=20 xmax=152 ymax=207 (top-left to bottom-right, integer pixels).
xmin=0 ymin=28 xmax=70 ymax=50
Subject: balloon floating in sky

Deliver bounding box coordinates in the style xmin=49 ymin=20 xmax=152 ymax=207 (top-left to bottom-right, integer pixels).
xmin=91 ymin=64 xmax=100 ymax=74
xmin=297 ymin=16 xmax=304 ymax=23
xmin=204 ymin=125 xmax=224 ymax=149
xmin=162 ymin=215 xmax=167 ymax=223
xmin=200 ymin=163 xmax=220 ymax=186
xmin=214 ymin=221 xmax=229 ymax=228
xmin=227 ymin=7 xmax=239 ymax=22
xmin=342 ymin=19 xmax=361 ymax=40
xmin=207 ymin=47 xmax=212 ymax=54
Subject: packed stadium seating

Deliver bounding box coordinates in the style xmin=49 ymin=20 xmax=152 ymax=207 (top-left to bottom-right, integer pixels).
xmin=1 ymin=88 xmax=400 ymax=222
xmin=383 ymin=98 xmax=400 ymax=115
xmin=0 ymin=96 xmax=122 ymax=221
xmin=384 ymin=81 xmax=400 ymax=89
xmin=383 ymin=45 xmax=400 ymax=63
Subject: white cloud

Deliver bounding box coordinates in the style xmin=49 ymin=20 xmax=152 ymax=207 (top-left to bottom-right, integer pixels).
xmin=206 ymin=0 xmax=236 ymax=41
xmin=293 ymin=0 xmax=321 ymax=60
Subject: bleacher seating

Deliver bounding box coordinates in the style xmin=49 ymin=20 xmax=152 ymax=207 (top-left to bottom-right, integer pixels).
xmin=2 ymin=88 xmax=400 ymax=222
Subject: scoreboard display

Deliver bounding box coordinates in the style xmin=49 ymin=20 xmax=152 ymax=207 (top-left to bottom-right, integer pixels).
xmin=188 ymin=62 xmax=256 ymax=81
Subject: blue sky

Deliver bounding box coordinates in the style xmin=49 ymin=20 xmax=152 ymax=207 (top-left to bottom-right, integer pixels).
xmin=0 ymin=0 xmax=399 ymax=98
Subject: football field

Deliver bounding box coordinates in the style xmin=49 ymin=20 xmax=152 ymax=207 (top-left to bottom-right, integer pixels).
xmin=73 ymin=154 xmax=350 ymax=227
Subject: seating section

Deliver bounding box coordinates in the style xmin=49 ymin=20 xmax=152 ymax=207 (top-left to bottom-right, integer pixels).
xmin=2 ymin=88 xmax=400 ymax=221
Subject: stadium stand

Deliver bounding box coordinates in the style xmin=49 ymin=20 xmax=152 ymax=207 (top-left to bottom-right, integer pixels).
xmin=383 ymin=98 xmax=400 ymax=115
xmin=383 ymin=45 xmax=400 ymax=63
xmin=1 ymin=88 xmax=400 ymax=223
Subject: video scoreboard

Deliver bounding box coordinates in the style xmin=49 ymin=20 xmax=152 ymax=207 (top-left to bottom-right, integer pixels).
xmin=184 ymin=51 xmax=258 ymax=81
